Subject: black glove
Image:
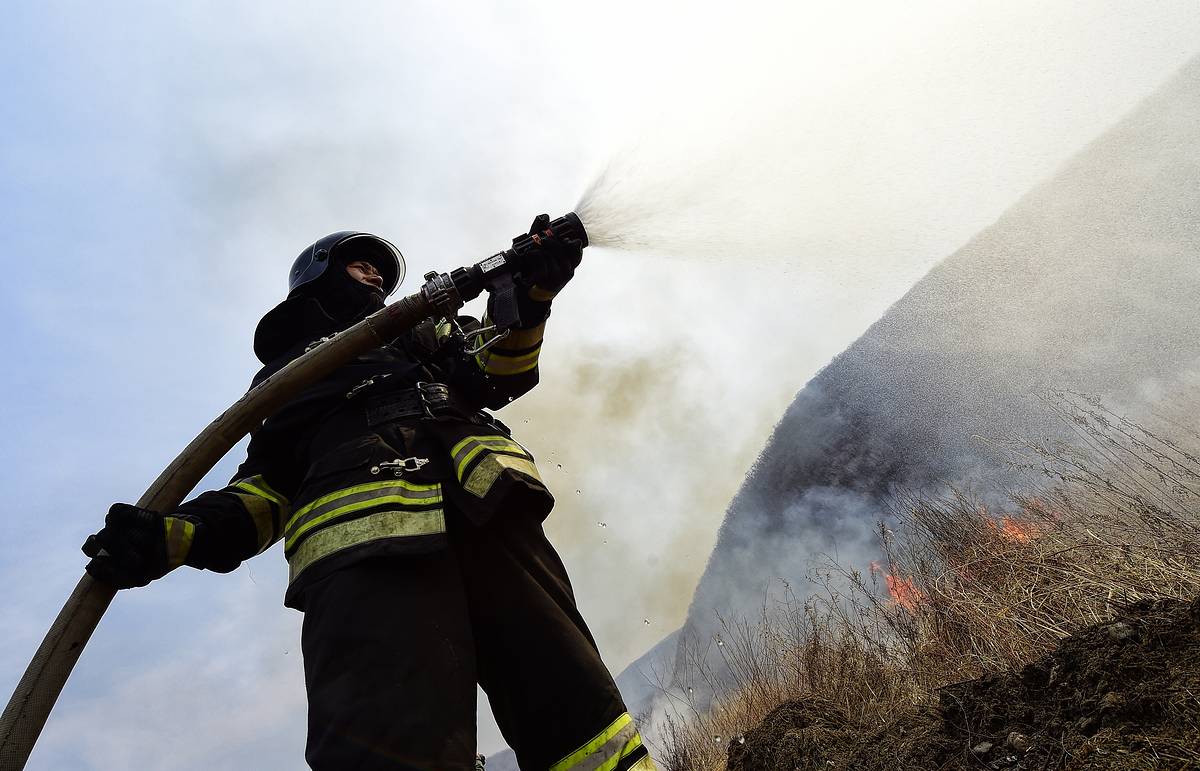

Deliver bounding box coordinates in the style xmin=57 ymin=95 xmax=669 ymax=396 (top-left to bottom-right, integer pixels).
xmin=82 ymin=503 xmax=200 ymax=589
xmin=520 ymin=214 xmax=583 ymax=296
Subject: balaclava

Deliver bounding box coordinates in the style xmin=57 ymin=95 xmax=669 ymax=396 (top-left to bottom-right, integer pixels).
xmin=298 ymin=250 xmax=387 ymax=325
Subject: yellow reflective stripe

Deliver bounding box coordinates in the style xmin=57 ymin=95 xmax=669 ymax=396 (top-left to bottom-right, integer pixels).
xmin=463 ymin=454 xmax=542 ymax=499
xmin=551 ymin=713 xmax=635 ymax=771
xmin=233 ymin=475 xmax=288 ymax=506
xmin=230 ymin=492 xmax=278 ymax=554
xmin=453 ymin=439 xmax=528 ymax=481
xmin=163 ymin=517 xmax=195 ymax=570
xmin=286 ymin=479 xmax=442 ymax=531
xmin=476 ymin=348 xmax=541 ymax=376
xmin=483 ymin=347 xmax=542 ymax=364
xmin=287 ymin=508 xmax=446 ymax=583
xmin=450 ymin=434 xmax=526 ymax=458
xmin=494 ymin=323 xmax=545 ymax=350
xmin=285 ymin=487 xmax=444 ymax=551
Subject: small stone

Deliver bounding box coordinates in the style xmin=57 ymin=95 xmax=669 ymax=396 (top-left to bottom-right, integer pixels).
xmin=971 ymin=741 xmax=994 ymax=755
xmin=1006 ymin=731 xmax=1030 ymax=753
xmin=1103 ymin=621 xmax=1135 ymax=642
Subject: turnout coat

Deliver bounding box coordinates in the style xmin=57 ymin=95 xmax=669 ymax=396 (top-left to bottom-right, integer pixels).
xmin=176 ymin=291 xmax=555 ymax=608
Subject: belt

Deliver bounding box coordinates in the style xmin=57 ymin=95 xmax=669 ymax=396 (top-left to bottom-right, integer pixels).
xmin=364 ymin=381 xmax=492 ymax=428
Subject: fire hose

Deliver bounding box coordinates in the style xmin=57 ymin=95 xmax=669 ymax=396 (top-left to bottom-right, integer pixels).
xmin=0 ymin=213 xmax=588 ymax=770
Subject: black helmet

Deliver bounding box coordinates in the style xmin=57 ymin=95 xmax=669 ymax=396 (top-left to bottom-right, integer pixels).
xmin=288 ymin=231 xmax=405 ymax=297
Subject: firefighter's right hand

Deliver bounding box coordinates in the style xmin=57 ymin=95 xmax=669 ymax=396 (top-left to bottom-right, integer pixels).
xmin=82 ymin=503 xmax=196 ymax=589
xmin=522 ymin=213 xmax=583 ymax=294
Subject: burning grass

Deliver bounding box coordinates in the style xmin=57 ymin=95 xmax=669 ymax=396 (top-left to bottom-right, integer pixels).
xmin=654 ymin=393 xmax=1200 ymax=769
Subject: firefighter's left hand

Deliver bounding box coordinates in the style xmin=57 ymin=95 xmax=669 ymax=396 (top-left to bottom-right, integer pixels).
xmin=522 ymin=214 xmax=582 ymax=294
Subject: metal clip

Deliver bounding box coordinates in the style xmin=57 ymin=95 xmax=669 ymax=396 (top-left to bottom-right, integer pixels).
xmin=369 ymin=457 xmax=430 ymax=477
xmin=346 ymin=373 xmax=392 ymax=400
xmin=463 ymin=326 xmax=511 ymax=356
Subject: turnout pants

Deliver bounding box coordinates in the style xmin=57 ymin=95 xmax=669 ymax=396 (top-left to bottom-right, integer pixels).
xmin=299 ymin=506 xmax=654 ymax=771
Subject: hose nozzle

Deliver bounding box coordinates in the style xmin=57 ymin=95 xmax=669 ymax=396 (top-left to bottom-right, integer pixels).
xmin=510 ymin=211 xmax=589 ymax=256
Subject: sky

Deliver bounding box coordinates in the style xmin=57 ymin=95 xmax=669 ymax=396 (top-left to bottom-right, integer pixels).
xmin=1 ymin=1 xmax=1198 ymax=767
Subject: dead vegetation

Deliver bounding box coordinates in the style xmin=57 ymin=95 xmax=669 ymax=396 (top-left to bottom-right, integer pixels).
xmin=654 ymin=392 xmax=1200 ymax=770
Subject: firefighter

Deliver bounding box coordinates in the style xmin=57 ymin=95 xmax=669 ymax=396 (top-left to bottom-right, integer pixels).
xmin=82 ymin=220 xmax=655 ymax=771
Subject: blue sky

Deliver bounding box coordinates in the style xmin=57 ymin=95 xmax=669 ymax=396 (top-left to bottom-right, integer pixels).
xmin=2 ymin=1 xmax=1198 ymax=767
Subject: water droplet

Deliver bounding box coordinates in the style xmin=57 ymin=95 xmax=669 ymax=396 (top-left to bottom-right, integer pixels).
xmin=602 ymin=539 xmax=608 ymax=544
xmin=575 ymin=489 xmax=581 ymax=495
xmin=717 ymin=639 xmax=725 ymax=647
xmin=597 ymin=521 xmax=607 ymax=528
xmin=737 ymin=735 xmax=746 ymax=745
xmin=643 ymin=618 xmax=651 ymax=625
xmin=556 ymin=463 xmax=562 ymax=469
xmin=687 ymin=687 xmax=693 ymax=694
xmin=713 ymin=735 xmax=722 ymax=744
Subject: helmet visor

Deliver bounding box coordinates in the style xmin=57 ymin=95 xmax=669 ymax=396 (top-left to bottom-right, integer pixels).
xmin=332 ymin=234 xmax=406 ymax=296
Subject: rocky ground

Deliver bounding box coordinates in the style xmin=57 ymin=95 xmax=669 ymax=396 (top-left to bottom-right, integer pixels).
xmin=726 ymin=597 xmax=1200 ymax=770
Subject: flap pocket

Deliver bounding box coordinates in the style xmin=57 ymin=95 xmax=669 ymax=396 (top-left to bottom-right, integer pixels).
xmin=302 ymin=436 xmax=380 ymax=486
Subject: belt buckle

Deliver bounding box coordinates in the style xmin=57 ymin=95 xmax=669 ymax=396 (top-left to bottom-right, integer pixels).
xmin=415 ymin=381 xmax=450 ymax=419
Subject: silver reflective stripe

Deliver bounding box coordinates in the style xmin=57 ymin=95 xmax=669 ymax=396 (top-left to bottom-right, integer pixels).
xmin=285 ymin=481 xmax=442 ymax=550
xmin=462 ymin=453 xmax=542 ymax=499
xmin=290 ymin=482 xmax=439 ymax=527
xmin=287 ymin=508 xmax=446 ymax=583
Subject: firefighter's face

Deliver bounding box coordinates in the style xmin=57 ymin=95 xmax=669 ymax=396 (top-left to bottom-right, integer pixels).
xmin=346 ymin=260 xmax=384 ymax=292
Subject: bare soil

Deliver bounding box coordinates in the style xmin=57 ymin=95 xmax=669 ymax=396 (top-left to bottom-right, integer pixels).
xmin=726 ymin=597 xmax=1200 ymax=770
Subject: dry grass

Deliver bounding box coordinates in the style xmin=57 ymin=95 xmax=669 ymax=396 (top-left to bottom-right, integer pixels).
xmin=654 ymin=392 xmax=1200 ymax=770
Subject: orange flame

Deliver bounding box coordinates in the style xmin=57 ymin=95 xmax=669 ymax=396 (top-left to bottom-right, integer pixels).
xmin=885 ymin=574 xmax=923 ymax=613
xmin=992 ymin=516 xmax=1040 ymax=543
xmin=870 ymin=560 xmax=922 ymax=612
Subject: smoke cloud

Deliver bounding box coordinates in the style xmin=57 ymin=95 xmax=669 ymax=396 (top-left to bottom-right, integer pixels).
xmin=637 ymin=54 xmax=1200 ymax=737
